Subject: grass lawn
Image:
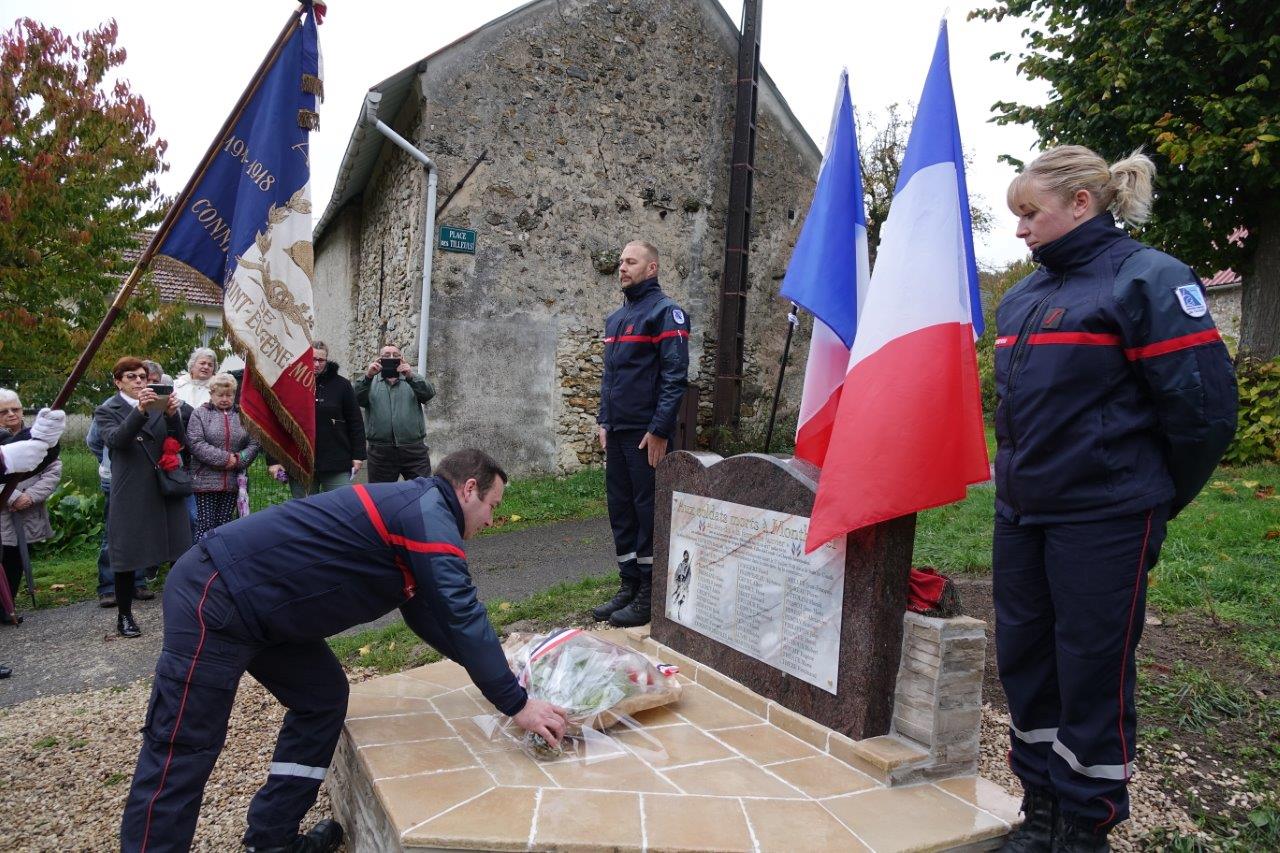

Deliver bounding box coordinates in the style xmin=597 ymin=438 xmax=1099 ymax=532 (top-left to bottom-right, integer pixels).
xmin=329 ymin=574 xmax=617 ymax=672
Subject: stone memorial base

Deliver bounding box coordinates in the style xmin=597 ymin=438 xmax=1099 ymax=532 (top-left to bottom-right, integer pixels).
xmin=330 ymin=627 xmax=1019 ymax=852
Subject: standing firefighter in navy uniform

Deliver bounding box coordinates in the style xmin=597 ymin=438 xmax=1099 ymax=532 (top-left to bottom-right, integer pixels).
xmin=591 ymin=240 xmax=690 ymax=628
xmin=992 ymin=146 xmax=1236 ymax=853
xmin=119 ymin=449 xmax=568 ymax=853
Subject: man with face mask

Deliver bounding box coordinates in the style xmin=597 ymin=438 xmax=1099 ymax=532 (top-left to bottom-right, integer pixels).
xmin=354 ymin=342 xmax=435 ymax=483
xmin=120 ymin=447 xmax=568 ymax=853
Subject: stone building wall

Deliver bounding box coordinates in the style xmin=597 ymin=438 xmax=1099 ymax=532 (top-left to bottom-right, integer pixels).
xmin=315 ymin=0 xmax=820 ymax=474
xmin=1207 ymin=283 xmax=1241 ymax=347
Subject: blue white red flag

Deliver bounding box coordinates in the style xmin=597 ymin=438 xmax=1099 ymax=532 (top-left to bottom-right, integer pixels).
xmin=780 ymin=70 xmax=869 ymax=467
xmin=153 ymin=3 xmax=323 ymax=480
xmin=806 ymin=22 xmax=989 ymax=552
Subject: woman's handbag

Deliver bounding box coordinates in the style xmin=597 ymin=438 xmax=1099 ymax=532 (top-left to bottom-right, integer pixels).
xmin=137 ymin=434 xmax=193 ymax=500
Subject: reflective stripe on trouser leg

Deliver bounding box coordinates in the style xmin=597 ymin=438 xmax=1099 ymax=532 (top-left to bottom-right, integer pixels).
xmin=243 ymin=639 xmax=351 ymax=849
xmin=993 ymin=516 xmax=1058 ymax=794
xmin=268 ymin=762 xmax=328 ymax=780
xmin=605 ymin=429 xmax=645 ymax=581
xmin=1044 ymin=506 xmax=1168 ymax=829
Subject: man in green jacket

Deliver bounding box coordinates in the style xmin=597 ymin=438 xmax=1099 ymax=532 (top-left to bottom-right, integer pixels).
xmin=354 ymin=343 xmax=435 ymax=483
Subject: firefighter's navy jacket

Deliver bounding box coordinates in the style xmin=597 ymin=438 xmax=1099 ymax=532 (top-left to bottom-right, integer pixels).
xmin=200 ymin=476 xmax=526 ymax=716
xmin=993 ymin=213 xmax=1237 ymax=523
xmin=598 ymin=277 xmax=690 ymax=438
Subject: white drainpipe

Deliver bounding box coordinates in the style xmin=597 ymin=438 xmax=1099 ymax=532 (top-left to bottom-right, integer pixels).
xmin=363 ymin=92 xmax=438 ymax=373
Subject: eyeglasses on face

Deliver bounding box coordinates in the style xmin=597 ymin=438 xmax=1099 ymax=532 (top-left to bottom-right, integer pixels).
xmin=121 ymin=371 xmax=147 ymax=381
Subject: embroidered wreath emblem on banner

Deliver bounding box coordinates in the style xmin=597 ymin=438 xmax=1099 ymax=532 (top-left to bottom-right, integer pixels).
xmin=235 ymin=186 xmax=316 ymax=343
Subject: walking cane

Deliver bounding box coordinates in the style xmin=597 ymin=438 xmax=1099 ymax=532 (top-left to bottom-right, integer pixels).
xmin=13 ymin=522 xmax=36 ymax=608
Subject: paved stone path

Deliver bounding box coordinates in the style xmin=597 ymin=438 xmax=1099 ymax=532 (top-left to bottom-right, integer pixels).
xmin=0 ymin=517 xmax=614 ymax=708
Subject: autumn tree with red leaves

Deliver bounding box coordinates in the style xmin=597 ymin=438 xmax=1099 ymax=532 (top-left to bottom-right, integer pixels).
xmin=0 ymin=18 xmax=205 ymax=410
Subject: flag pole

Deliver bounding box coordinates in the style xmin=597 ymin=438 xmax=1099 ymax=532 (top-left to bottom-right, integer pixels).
xmin=763 ymin=303 xmax=800 ymax=453
xmin=1 ymin=5 xmax=309 ymax=508
xmin=49 ymin=4 xmax=307 ymax=412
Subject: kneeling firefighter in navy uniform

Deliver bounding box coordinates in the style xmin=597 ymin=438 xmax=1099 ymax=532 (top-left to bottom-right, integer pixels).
xmin=993 ymin=147 xmax=1236 ymax=853
xmin=591 ymin=239 xmax=689 ymax=627
xmin=120 ymin=449 xmax=568 ymax=853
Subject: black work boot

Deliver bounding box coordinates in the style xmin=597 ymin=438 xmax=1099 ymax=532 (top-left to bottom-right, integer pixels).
xmin=592 ymin=577 xmax=638 ymax=622
xmin=1054 ymin=811 xmax=1111 ymax=853
xmin=247 ymin=818 xmax=344 ymax=853
xmin=608 ymin=576 xmax=651 ymax=627
xmin=998 ymin=787 xmax=1057 ymax=852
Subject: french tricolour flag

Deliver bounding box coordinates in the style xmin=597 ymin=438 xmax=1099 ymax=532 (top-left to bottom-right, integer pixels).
xmin=780 ymin=70 xmax=869 ymax=468
xmin=806 ymin=22 xmax=989 ymax=553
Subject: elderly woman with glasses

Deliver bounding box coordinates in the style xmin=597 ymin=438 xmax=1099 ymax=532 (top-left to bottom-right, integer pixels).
xmin=0 ymin=388 xmax=63 ymax=624
xmin=93 ymin=357 xmax=192 ymax=638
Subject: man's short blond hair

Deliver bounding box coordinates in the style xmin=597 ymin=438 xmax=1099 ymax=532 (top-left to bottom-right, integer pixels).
xmin=626 ymin=240 xmax=660 ymax=266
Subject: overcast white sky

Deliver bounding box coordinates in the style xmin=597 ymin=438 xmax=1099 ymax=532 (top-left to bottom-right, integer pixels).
xmin=4 ymin=0 xmax=1049 ymax=267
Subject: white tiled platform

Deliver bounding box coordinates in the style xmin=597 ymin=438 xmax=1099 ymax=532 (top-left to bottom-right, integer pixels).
xmin=330 ymin=629 xmax=1020 ymax=852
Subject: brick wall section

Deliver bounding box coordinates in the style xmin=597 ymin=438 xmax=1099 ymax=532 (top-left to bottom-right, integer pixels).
xmin=889 ymin=613 xmax=986 ymax=784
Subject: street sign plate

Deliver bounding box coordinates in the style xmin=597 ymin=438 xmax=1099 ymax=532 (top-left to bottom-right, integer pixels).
xmin=438 ymin=226 xmax=477 ymax=254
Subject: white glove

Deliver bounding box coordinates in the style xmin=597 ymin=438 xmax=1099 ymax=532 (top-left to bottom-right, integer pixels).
xmin=29 ymin=408 xmax=66 ymax=446
xmin=1 ymin=439 xmax=51 ymax=474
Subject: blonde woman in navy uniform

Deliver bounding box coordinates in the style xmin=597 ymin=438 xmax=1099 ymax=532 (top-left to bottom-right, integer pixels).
xmin=992 ymin=146 xmax=1236 ymax=852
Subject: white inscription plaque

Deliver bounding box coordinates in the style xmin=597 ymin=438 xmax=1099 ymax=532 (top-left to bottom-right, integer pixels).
xmin=665 ymin=491 xmax=845 ymax=694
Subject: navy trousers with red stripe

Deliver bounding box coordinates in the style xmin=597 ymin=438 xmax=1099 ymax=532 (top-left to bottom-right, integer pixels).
xmin=120 ymin=548 xmax=349 ymax=852
xmin=994 ymin=505 xmax=1168 ymax=829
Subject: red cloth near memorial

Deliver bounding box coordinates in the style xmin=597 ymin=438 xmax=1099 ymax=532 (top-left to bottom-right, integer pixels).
xmin=907 ymin=566 xmax=949 ymax=614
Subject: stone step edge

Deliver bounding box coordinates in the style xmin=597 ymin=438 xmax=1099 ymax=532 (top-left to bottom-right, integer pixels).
xmin=620 ymin=627 xmax=932 ymax=784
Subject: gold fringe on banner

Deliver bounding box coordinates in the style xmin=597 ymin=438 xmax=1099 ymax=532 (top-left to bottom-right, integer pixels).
xmin=297 ymin=109 xmax=320 ymax=130
xmin=301 ymin=73 xmax=324 ymax=100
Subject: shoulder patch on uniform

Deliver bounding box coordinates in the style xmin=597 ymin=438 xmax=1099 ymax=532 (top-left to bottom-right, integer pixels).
xmin=1174 ymin=283 xmax=1207 ymax=318
xmin=672 ymin=308 xmax=686 ymax=325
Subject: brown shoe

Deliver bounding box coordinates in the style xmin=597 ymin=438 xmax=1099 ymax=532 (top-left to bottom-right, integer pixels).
xmin=135 ymin=587 xmax=156 ymax=601
xmin=98 ymin=594 xmax=116 ymax=608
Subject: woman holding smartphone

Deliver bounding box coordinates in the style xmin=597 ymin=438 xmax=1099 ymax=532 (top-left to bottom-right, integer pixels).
xmin=93 ymin=357 xmax=192 ymax=638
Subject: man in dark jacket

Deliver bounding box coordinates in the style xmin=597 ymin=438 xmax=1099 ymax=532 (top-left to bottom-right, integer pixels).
xmin=591 ymin=240 xmax=689 ymax=628
xmin=354 ymin=343 xmax=435 ymax=483
xmin=120 ymin=448 xmax=568 ymax=853
xmin=268 ymin=342 xmax=367 ymax=496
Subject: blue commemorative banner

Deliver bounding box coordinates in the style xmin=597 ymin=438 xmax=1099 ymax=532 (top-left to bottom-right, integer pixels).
xmin=154 ymin=2 xmax=323 ymax=479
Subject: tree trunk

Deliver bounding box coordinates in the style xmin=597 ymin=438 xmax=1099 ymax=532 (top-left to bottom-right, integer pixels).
xmin=1239 ymin=205 xmax=1280 ymax=361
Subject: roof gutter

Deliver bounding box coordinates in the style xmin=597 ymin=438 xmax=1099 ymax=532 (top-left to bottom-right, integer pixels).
xmin=361 ymin=91 xmax=438 ymax=375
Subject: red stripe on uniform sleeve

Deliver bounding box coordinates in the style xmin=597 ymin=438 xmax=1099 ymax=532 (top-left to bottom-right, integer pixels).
xmin=1124 ymin=328 xmax=1222 ymax=361
xmin=1026 ymin=332 xmax=1122 ymax=347
xmin=352 ymin=484 xmax=467 ymax=597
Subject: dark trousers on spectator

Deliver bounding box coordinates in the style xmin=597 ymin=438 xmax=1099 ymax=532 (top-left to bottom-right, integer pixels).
xmin=605 ymin=428 xmax=660 ymax=582
xmin=994 ymin=505 xmax=1169 ymax=830
xmin=96 ymin=481 xmax=148 ymax=596
xmin=366 ymin=443 xmax=432 ymax=483
xmin=120 ymin=548 xmax=348 ymax=851
xmin=2 ymin=545 xmax=26 ymax=602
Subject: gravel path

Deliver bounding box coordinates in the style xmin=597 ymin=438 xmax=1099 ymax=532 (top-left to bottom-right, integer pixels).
xmin=0 ymin=517 xmax=614 ymax=708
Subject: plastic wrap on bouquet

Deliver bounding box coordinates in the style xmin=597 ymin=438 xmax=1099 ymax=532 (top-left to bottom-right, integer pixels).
xmin=503 ymin=628 xmax=682 ymax=760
